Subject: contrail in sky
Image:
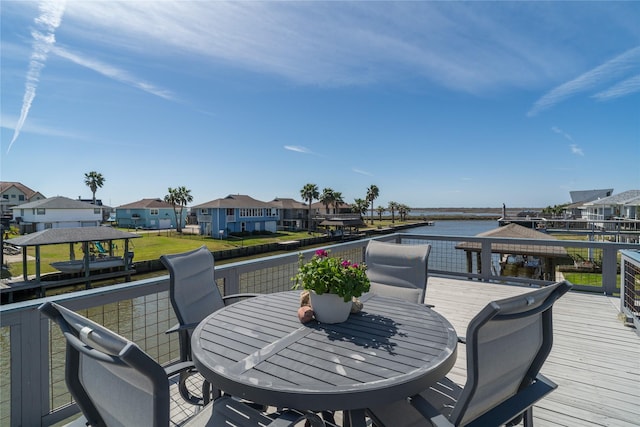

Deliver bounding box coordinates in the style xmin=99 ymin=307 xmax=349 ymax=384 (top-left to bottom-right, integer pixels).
xmin=7 ymin=0 xmax=66 ymax=153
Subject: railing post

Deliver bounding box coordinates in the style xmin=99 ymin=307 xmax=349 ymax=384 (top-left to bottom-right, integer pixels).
xmin=601 ymin=247 xmax=618 ymax=295
xmin=11 ymin=306 xmax=49 ymax=426
xmin=480 ymin=240 xmax=492 ymax=282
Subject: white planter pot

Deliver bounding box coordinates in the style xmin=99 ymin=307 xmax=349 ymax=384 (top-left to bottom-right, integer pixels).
xmin=309 ymin=291 xmax=352 ymax=324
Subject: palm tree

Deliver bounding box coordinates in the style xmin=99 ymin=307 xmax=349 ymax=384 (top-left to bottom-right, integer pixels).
xmin=164 ymin=186 xmax=193 ymax=233
xmin=398 ymin=204 xmax=411 ymax=221
xmin=320 ymin=188 xmax=335 ymax=214
xmin=376 ymin=205 xmax=385 ymax=221
xmin=352 ymin=198 xmax=368 ymax=217
xmin=366 ymin=185 xmax=379 ymax=225
xmin=388 ymin=201 xmax=399 ymax=224
xmin=84 ymin=171 xmax=105 ymax=205
xmin=332 ymin=191 xmax=344 ymax=214
xmin=300 ymin=183 xmax=319 ymax=232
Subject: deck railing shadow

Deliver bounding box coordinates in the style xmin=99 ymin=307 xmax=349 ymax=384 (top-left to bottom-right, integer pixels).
xmin=0 ymin=233 xmax=637 ymax=426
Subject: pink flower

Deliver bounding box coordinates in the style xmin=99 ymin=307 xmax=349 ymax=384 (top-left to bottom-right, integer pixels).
xmin=315 ymin=249 xmax=328 ymax=258
xmin=341 ymin=260 xmax=351 ymax=268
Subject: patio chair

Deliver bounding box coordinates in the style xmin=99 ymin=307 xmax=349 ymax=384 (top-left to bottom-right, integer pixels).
xmin=367 ymin=280 xmax=572 ymax=427
xmin=365 ymin=239 xmax=431 ymax=304
xmin=160 ymin=245 xmax=258 ymax=405
xmin=39 ymin=301 xmax=324 ymax=427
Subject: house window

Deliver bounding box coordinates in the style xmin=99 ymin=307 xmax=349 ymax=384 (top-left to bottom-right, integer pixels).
xmin=240 ymin=208 xmax=263 ymax=217
xmin=18 ymin=195 xmax=24 ymax=201
xmin=94 ymin=208 xmax=101 ymax=214
xmin=150 ymin=209 xmax=159 ymax=215
xmin=37 ymin=208 xmax=45 ymax=215
xmin=241 ymin=222 xmax=246 ymax=232
xmin=11 ymin=194 xmax=16 ymax=198
xmin=44 ymin=223 xmax=52 ymax=229
xmin=226 ymin=208 xmax=234 ymax=216
xmin=200 ymin=209 xmax=208 ymax=214
xmin=2 ymin=195 xmax=8 ymax=200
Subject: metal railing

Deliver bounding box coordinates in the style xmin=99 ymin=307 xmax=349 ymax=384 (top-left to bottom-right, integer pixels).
xmin=1 ymin=233 xmax=637 ymax=426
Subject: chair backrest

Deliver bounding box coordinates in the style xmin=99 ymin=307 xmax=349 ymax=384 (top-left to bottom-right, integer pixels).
xmin=39 ymin=301 xmax=170 ymax=427
xmin=365 ymin=240 xmax=431 ymax=303
xmin=160 ymin=245 xmax=225 ymax=328
xmin=450 ymin=280 xmax=572 ymax=426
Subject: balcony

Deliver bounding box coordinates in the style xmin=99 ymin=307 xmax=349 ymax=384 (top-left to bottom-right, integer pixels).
xmin=1 ymin=233 xmax=638 ymax=426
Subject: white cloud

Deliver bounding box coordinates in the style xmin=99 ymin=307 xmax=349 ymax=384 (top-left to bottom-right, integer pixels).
xmin=570 ymin=144 xmax=584 ymax=156
xmin=593 ymin=74 xmax=640 ymax=100
xmin=551 ymin=126 xmax=573 ymax=142
xmin=53 ymin=46 xmax=175 ymax=100
xmin=352 ymin=168 xmax=373 ymax=176
xmin=528 ymin=46 xmax=640 ymax=116
xmin=284 ymin=145 xmax=312 ymax=154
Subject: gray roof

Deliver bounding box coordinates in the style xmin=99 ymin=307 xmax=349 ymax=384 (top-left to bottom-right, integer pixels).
xmin=192 ymin=194 xmax=270 ymax=209
xmin=569 ymin=189 xmax=613 ymax=203
xmin=586 ymin=190 xmax=640 ymax=206
xmin=455 ymin=223 xmax=568 ymax=258
xmin=6 ymin=227 xmax=141 ymax=247
xmin=269 ymin=198 xmax=308 ymax=209
xmin=10 ymin=196 xmax=96 ymax=210
xmin=117 ymin=198 xmax=175 ymax=209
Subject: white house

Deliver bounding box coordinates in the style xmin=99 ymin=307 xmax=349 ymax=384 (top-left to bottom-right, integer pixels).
xmin=582 ymin=190 xmax=640 ymax=221
xmin=12 ymin=196 xmax=102 ymax=232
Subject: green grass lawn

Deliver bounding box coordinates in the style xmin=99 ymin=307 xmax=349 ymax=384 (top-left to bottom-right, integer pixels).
xmin=4 ymin=229 xmax=316 ymax=277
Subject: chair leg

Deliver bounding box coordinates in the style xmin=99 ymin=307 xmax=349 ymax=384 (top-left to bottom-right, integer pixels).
xmin=523 ymin=408 xmax=534 ymax=427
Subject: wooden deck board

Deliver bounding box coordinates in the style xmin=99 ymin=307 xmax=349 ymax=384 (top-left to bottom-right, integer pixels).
xmin=170 ymin=277 xmax=640 ymax=426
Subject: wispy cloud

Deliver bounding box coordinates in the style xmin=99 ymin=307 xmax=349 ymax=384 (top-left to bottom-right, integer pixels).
xmin=593 ymin=74 xmax=640 ymax=100
xmin=352 ymin=168 xmax=372 ymax=176
xmin=8 ymin=0 xmax=66 ymax=153
xmin=552 ymin=126 xmax=583 ymax=156
xmin=284 ymin=145 xmax=313 ymax=154
xmin=551 ymin=126 xmax=573 ymax=142
xmin=53 ymin=46 xmax=175 ymax=100
xmin=569 ymin=144 xmax=584 ymax=156
xmin=528 ymin=46 xmax=640 ymax=116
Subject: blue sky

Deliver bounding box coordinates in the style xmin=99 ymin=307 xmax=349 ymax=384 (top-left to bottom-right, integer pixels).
xmin=1 ymin=1 xmax=639 ymax=209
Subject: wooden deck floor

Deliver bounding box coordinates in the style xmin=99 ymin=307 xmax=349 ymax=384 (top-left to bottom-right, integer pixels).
xmin=169 ymin=277 xmax=640 ymax=426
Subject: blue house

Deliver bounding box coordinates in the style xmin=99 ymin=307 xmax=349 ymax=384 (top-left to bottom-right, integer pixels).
xmin=192 ymin=194 xmax=279 ymax=238
xmin=116 ymin=198 xmax=184 ymax=229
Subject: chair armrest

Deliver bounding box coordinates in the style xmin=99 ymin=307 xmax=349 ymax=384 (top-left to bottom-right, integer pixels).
xmin=457 ymin=336 xmax=466 ymax=344
xmin=222 ymin=293 xmax=260 ymax=305
xmin=164 ymin=360 xmax=197 ymax=378
xmin=165 ymin=322 xmax=200 ymax=334
xmin=410 ymin=394 xmax=455 ymax=427
xmin=465 ymin=374 xmax=557 ymax=427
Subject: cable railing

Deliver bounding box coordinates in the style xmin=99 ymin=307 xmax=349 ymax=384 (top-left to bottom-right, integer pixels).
xmin=0 ymin=233 xmax=637 ymax=426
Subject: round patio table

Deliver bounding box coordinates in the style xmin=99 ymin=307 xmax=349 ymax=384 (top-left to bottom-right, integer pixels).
xmin=191 ymin=291 xmax=458 ymax=426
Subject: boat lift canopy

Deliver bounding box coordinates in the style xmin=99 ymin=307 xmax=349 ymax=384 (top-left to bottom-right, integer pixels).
xmin=5 ymin=227 xmax=141 ymax=282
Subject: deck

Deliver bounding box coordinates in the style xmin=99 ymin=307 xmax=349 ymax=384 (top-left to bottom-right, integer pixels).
xmin=168 ymin=277 xmax=640 ymax=426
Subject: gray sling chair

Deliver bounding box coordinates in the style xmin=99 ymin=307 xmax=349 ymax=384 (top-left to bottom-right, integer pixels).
xmin=160 ymin=245 xmax=259 ymax=405
xmin=366 ymin=280 xmax=572 ymax=427
xmin=39 ymin=301 xmax=324 ymax=427
xmin=365 ymin=239 xmax=431 ymax=304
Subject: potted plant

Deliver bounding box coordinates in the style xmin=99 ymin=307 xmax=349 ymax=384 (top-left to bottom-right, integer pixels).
xmin=292 ymin=249 xmax=370 ymax=323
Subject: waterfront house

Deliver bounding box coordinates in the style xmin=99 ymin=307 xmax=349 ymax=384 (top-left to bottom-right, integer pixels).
xmin=268 ymin=197 xmax=309 ymax=230
xmin=116 ymin=198 xmax=182 ymax=229
xmin=0 ymin=181 xmax=45 ymax=220
xmin=582 ymin=189 xmax=640 ymax=221
xmin=10 ymin=196 xmax=101 ymax=233
xmin=192 ymin=194 xmax=278 ymax=237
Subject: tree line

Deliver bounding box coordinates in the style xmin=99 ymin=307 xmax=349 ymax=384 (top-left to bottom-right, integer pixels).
xmin=83 ymin=172 xmax=412 ymax=234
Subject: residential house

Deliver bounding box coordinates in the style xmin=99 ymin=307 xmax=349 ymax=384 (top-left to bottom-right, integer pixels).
xmin=582 ymin=190 xmax=640 ymax=222
xmin=11 ymin=196 xmax=102 ymax=233
xmin=193 ymin=194 xmax=278 ymax=238
xmin=565 ymin=188 xmax=614 ymax=218
xmin=311 ymin=200 xmax=353 ymax=216
xmin=1 ymin=181 xmax=45 ymax=219
xmin=268 ymin=197 xmax=309 ymax=230
xmin=116 ymin=199 xmax=183 ymax=229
